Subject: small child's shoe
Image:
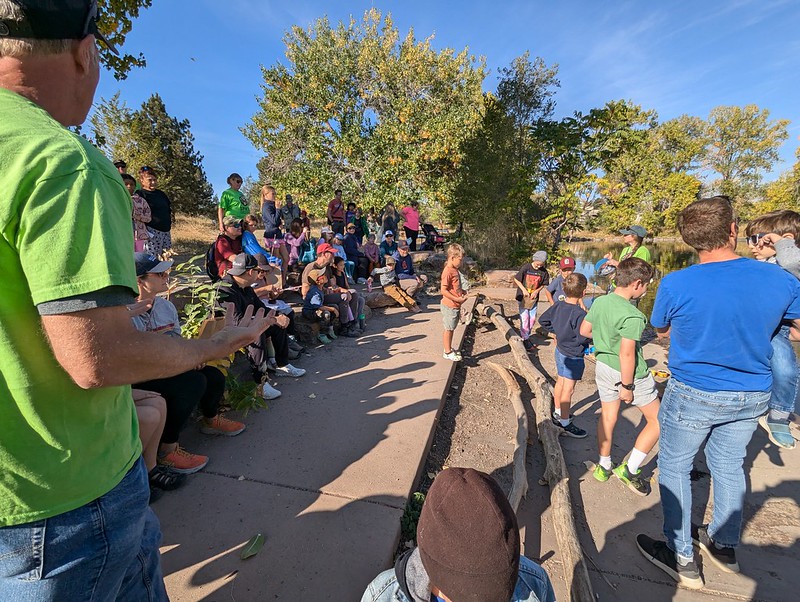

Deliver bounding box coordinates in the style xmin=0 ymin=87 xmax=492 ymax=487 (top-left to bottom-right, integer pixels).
xmin=593 ymin=464 xmax=613 ymax=482
xmin=318 ymin=333 xmax=332 ymax=344
xmin=613 ymin=462 xmax=650 ymax=496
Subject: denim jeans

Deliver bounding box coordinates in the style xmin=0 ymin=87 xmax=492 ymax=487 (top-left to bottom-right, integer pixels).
xmin=0 ymin=457 xmax=168 ymax=601
xmin=770 ymin=325 xmax=799 ymax=414
xmin=658 ymin=379 xmax=768 ymax=558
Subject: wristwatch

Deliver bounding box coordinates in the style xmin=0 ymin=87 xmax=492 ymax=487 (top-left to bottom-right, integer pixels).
xmin=615 ymin=381 xmax=635 ymax=391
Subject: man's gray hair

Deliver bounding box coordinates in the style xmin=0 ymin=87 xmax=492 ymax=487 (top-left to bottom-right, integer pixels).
xmin=0 ymin=1 xmax=73 ymax=57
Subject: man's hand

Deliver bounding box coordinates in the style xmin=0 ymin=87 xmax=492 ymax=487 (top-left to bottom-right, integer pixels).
xmin=275 ymin=314 xmax=290 ymax=329
xmin=209 ymin=303 xmax=276 ymax=358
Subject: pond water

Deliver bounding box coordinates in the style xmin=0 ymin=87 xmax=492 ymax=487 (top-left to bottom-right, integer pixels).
xmin=566 ymin=239 xmax=737 ymax=318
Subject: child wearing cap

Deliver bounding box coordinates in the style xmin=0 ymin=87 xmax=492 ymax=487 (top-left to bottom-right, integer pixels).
xmin=513 ymin=251 xmax=555 ymax=351
xmin=371 ymin=256 xmax=421 ymax=313
xmin=579 ymin=257 xmax=660 ymax=496
xmin=547 ymin=256 xmax=579 ymax=304
xmin=539 ymin=273 xmax=590 ymax=438
xmin=379 ymin=230 xmax=398 ymax=264
xmin=360 ymin=468 xmax=556 ymax=602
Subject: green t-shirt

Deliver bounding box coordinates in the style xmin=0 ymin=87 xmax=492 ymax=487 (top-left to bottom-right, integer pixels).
xmin=584 ymin=292 xmax=648 ymax=378
xmin=0 ymin=88 xmax=141 ymax=526
xmin=619 ymin=245 xmax=651 ymax=263
xmin=219 ymin=188 xmax=250 ymax=220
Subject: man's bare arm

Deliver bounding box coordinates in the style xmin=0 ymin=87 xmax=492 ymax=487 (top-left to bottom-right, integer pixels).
xmin=42 ymin=303 xmax=274 ymax=389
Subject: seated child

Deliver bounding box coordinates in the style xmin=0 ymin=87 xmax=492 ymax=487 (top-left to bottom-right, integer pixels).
xmin=303 ymin=269 xmax=340 ymax=344
xmin=580 ymin=257 xmax=659 ymax=496
xmin=363 ymin=233 xmax=381 ymax=275
xmin=371 ymin=255 xmax=420 ymax=312
xmin=746 ymin=209 xmax=800 ymax=449
xmin=539 ymin=273 xmax=590 ymax=438
xmin=284 ymin=218 xmax=307 ymax=267
xmin=332 ymin=256 xmax=367 ymax=332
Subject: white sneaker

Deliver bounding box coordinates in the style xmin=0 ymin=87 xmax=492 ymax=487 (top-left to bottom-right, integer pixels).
xmin=357 ymin=278 xmax=367 ymax=284
xmin=443 ymin=351 xmax=462 ymax=362
xmin=261 ymin=381 xmax=282 ymax=400
xmin=275 ymin=363 xmax=306 ymax=378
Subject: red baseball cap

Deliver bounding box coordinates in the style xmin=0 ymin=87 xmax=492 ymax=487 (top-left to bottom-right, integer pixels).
xmin=317 ymin=243 xmax=335 ymax=255
xmin=559 ymin=257 xmax=576 ymax=270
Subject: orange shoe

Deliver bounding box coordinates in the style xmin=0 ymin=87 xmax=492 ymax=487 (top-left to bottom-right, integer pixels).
xmin=157 ymin=446 xmax=208 ymax=474
xmin=200 ymin=415 xmax=246 ymax=437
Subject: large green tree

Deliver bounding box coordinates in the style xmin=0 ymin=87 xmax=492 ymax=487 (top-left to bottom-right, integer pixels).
xmin=761 ymin=145 xmax=800 ymax=212
xmin=97 ymin=0 xmax=152 ymax=80
xmin=704 ymin=104 xmax=789 ymax=217
xmin=243 ymin=9 xmax=486 ymax=215
xmin=90 ymin=93 xmax=214 ymax=214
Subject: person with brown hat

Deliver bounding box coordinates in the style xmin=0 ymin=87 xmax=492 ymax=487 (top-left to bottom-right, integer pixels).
xmin=361 ymin=468 xmax=556 ymax=602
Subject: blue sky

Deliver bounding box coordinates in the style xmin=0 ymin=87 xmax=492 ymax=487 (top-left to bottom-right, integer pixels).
xmin=94 ymin=0 xmax=800 ymax=197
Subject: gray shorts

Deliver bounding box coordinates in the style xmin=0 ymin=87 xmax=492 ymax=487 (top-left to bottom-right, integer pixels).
xmin=595 ymin=360 xmax=658 ymax=407
xmin=441 ymin=305 xmax=459 ymax=331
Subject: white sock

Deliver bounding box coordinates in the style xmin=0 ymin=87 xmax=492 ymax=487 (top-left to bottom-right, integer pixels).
xmin=599 ymin=455 xmax=612 ymax=470
xmin=559 ymin=418 xmax=571 ymax=427
xmin=676 ymin=553 xmax=693 ymax=566
xmin=627 ymin=448 xmax=648 ymax=474
xmin=553 ymin=407 xmax=562 ymax=417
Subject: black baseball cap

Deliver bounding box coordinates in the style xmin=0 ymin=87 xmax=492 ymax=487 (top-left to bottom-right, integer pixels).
xmin=0 ymin=0 xmax=118 ymax=54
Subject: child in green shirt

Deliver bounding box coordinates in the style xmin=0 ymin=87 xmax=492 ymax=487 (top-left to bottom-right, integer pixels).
xmin=580 ymin=257 xmax=660 ymax=496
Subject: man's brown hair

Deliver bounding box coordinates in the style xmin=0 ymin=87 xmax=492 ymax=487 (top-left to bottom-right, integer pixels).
xmin=615 ymin=257 xmax=654 ymax=288
xmin=677 ymin=196 xmax=736 ymax=252
xmin=562 ymin=273 xmax=588 ymax=298
xmin=745 ymin=209 xmax=800 ymax=240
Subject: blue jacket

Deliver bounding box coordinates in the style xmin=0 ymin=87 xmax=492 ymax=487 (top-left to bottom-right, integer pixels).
xmin=261 ymin=201 xmax=282 ymax=239
xmin=361 ymin=549 xmax=556 ymax=602
xmin=343 ymin=233 xmax=361 ymax=262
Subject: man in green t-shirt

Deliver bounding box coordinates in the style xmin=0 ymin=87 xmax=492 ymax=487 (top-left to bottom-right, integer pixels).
xmin=580 ymin=257 xmax=661 ymax=497
xmin=0 ymin=3 xmax=273 ymax=599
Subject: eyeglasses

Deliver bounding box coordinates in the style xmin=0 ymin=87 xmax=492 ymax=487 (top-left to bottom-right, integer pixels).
xmin=747 ymin=233 xmax=766 ymax=246
xmin=233 ymin=179 xmax=243 ymax=183
xmin=227 ymin=223 xmax=243 ymax=229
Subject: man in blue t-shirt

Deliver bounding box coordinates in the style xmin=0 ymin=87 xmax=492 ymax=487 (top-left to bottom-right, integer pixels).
xmin=636 ymin=197 xmax=800 ymax=590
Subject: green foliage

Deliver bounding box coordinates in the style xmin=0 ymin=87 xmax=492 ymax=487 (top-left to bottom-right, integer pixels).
xmin=400 ymin=492 xmax=426 ymax=543
xmin=761 ymin=146 xmax=800 ymax=212
xmin=243 ymin=9 xmax=486 ymax=215
xmin=704 ymin=105 xmax=790 ymax=219
xmin=90 ymin=93 xmax=214 ymax=214
xmin=97 ymin=0 xmax=152 ymax=80
xmin=225 ymin=372 xmax=266 ymax=416
xmin=171 ymin=255 xmax=230 ymax=339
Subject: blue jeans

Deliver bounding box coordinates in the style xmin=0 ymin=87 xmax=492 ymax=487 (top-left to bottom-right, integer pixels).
xmin=0 ymin=457 xmax=167 ymax=601
xmin=770 ymin=325 xmax=799 ymax=414
xmin=657 ymin=379 xmax=768 ymax=558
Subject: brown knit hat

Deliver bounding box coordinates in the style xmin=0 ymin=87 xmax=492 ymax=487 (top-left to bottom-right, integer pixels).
xmin=417 ymin=468 xmax=520 ymax=601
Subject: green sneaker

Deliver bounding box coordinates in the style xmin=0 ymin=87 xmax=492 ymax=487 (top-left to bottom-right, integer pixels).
xmin=593 ymin=464 xmax=613 ymax=482
xmin=613 ymin=462 xmax=649 ymax=496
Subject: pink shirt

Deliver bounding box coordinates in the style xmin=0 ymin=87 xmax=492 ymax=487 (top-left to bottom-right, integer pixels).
xmin=401 ymin=206 xmax=420 ymax=230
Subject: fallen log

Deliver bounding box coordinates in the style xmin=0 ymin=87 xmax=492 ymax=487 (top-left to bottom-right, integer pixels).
xmin=487 ymin=361 xmax=528 ymax=513
xmin=478 ymin=302 xmax=595 ymax=602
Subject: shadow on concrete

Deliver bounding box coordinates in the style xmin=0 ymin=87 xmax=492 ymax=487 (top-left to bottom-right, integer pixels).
xmin=154 ymin=304 xmax=458 ymax=599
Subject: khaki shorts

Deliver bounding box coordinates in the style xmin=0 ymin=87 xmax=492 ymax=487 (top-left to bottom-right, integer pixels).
xmin=441 ymin=304 xmax=459 ymax=331
xmin=595 ymin=360 xmax=658 ymax=407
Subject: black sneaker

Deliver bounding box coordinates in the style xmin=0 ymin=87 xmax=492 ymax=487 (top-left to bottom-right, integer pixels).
xmin=149 ymin=465 xmax=187 ymax=491
xmin=149 ymin=486 xmax=163 ymax=504
xmin=552 ymin=417 xmax=587 ymax=438
xmin=636 ymin=534 xmax=703 ymax=590
xmin=692 ymin=524 xmax=739 ymax=573
xmin=523 ymin=338 xmax=535 ymax=351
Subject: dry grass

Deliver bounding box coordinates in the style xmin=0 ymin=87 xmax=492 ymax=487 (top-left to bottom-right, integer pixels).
xmin=171 ymin=213 xmax=218 ymax=259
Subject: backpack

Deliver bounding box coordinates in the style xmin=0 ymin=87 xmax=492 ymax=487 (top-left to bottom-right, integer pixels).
xmin=205 ymin=238 xmax=220 ymax=282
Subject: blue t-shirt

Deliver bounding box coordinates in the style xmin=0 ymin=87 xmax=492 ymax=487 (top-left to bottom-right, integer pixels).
xmin=547 ymin=274 xmax=566 ymax=302
xmin=650 ymin=257 xmax=800 ymax=392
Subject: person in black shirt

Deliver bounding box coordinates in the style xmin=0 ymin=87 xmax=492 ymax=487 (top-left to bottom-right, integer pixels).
xmin=138 ymin=166 xmax=172 ymax=257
